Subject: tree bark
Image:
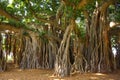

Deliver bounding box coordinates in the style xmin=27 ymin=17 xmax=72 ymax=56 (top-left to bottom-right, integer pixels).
xmin=54 ymin=19 xmax=75 ymax=77
xmin=84 ymin=0 xmax=115 ymax=72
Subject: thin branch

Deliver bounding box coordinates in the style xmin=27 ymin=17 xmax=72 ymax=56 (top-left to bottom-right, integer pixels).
xmin=45 ymin=34 xmax=61 ymax=43
xmin=0 ymin=22 xmax=22 ymax=32
xmin=77 ymin=0 xmax=88 ymax=9
xmin=0 ymin=8 xmax=20 ymax=21
xmin=100 ymin=0 xmax=115 ymax=11
xmin=109 ymin=27 xmax=120 ymax=36
xmin=110 ymin=22 xmax=120 ymax=28
xmin=25 ymin=1 xmax=54 ymax=24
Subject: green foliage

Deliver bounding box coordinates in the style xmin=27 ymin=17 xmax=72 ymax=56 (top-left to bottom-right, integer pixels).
xmin=77 ymin=21 xmax=86 ymax=39
xmin=8 ymin=19 xmax=26 ymax=28
xmin=67 ymin=0 xmax=81 ymax=5
xmin=0 ymin=16 xmax=6 ymax=21
xmin=75 ymin=10 xmax=84 ymax=20
xmin=108 ymin=4 xmax=120 ymax=22
xmin=1 ymin=0 xmax=59 ymax=24
xmin=114 ymin=6 xmax=120 ymax=21
xmin=84 ymin=2 xmax=95 ymax=12
xmin=0 ymin=0 xmax=8 ymax=9
xmin=0 ymin=0 xmax=119 ymax=43
xmin=64 ymin=6 xmax=74 ymax=18
xmin=74 ymin=17 xmax=86 ymax=39
xmin=111 ymin=36 xmax=118 ymax=47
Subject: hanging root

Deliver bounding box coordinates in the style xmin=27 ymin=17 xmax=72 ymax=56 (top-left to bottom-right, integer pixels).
xmin=54 ymin=20 xmax=74 ymax=77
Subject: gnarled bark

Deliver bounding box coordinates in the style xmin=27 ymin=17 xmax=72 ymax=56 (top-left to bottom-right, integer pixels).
xmin=84 ymin=0 xmax=115 ymax=72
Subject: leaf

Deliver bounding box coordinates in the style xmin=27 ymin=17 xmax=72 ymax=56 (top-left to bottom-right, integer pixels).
xmin=7 ymin=4 xmax=14 ymax=9
xmin=26 ymin=0 xmax=28 ymax=3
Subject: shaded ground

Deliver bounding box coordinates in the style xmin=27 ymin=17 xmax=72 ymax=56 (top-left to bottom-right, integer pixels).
xmin=0 ymin=64 xmax=120 ymax=80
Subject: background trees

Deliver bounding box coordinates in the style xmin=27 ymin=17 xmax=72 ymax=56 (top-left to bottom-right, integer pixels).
xmin=0 ymin=0 xmax=120 ymax=77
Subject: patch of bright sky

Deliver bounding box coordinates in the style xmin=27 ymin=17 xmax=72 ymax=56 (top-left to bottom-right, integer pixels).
xmin=75 ymin=17 xmax=80 ymax=23
xmin=9 ymin=0 xmax=13 ymax=4
xmin=112 ymin=47 xmax=117 ymax=57
xmin=40 ymin=5 xmax=44 ymax=8
xmin=30 ymin=1 xmax=34 ymax=6
xmin=50 ymin=7 xmax=53 ymax=11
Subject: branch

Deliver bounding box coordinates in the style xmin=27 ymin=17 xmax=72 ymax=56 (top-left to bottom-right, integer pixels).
xmin=45 ymin=34 xmax=61 ymax=43
xmin=100 ymin=0 xmax=115 ymax=11
xmin=109 ymin=21 xmax=120 ymax=36
xmin=56 ymin=1 xmax=64 ymax=22
xmin=0 ymin=22 xmax=22 ymax=32
xmin=109 ymin=27 xmax=120 ymax=36
xmin=110 ymin=21 xmax=120 ymax=28
xmin=77 ymin=0 xmax=88 ymax=9
xmin=0 ymin=8 xmax=20 ymax=21
xmin=25 ymin=1 xmax=54 ymax=24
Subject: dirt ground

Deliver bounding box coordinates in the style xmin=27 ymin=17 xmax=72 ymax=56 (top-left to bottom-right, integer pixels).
xmin=0 ymin=64 xmax=120 ymax=80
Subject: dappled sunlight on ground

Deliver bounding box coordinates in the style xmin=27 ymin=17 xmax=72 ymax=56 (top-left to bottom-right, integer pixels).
xmin=0 ymin=68 xmax=120 ymax=80
xmin=95 ymin=73 xmax=106 ymax=76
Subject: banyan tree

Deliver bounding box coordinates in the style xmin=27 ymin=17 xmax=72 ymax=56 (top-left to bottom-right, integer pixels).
xmin=0 ymin=0 xmax=120 ymax=77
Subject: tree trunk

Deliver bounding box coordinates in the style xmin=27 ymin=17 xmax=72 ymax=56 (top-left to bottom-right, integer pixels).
xmin=115 ymin=35 xmax=120 ymax=69
xmin=85 ymin=1 xmax=115 ymax=72
xmin=70 ymin=36 xmax=87 ymax=74
xmin=54 ymin=19 xmax=75 ymax=77
xmin=20 ymin=31 xmax=57 ymax=69
xmin=0 ymin=34 xmax=7 ymax=71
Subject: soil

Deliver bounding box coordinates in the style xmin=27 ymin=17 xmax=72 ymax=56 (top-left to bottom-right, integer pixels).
xmin=0 ymin=63 xmax=120 ymax=80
